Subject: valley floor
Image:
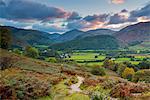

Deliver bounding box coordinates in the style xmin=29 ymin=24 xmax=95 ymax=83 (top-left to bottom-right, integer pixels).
xmin=0 ymin=49 xmax=150 ymax=100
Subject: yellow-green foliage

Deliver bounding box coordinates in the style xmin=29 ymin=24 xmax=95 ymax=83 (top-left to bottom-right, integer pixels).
xmin=64 ymin=93 xmax=90 ymax=100
xmin=132 ymin=69 xmax=150 ymax=82
xmin=122 ymin=67 xmax=135 ymax=80
xmin=103 ymin=59 xmax=115 ymax=70
xmin=117 ymin=63 xmax=127 ymax=76
xmin=64 ymin=77 xmax=78 ymax=86
xmin=46 ymin=57 xmax=57 ymax=63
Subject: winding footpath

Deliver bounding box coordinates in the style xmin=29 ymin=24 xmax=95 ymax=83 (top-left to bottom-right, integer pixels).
xmin=69 ymin=76 xmax=84 ymax=94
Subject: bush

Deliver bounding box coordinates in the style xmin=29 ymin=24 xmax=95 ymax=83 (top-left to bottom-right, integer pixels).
xmin=0 ymin=56 xmax=17 ymax=70
xmin=103 ymin=59 xmax=116 ymax=71
xmin=122 ymin=67 xmax=135 ymax=81
xmin=110 ymin=83 xmax=131 ymax=98
xmin=0 ymin=27 xmax=12 ymax=49
xmin=90 ymin=86 xmax=110 ymax=100
xmin=132 ymin=70 xmax=150 ymax=83
xmin=91 ymin=67 xmax=106 ymax=76
xmin=46 ymin=57 xmax=57 ymax=63
xmin=138 ymin=61 xmax=150 ymax=69
xmin=117 ymin=63 xmax=127 ymax=76
xmin=25 ymin=46 xmax=39 ymax=58
xmin=64 ymin=76 xmax=78 ymax=86
xmin=13 ymin=48 xmax=22 ymax=55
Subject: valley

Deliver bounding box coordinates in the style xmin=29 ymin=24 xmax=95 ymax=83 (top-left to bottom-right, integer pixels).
xmin=0 ymin=22 xmax=150 ymax=100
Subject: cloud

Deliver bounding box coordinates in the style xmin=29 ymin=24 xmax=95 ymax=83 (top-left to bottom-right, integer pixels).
xmin=32 ymin=23 xmax=66 ymax=33
xmin=83 ymin=14 xmax=109 ymax=23
xmin=0 ymin=0 xmax=69 ymax=21
xmin=1 ymin=0 xmax=150 ymax=32
xmin=130 ymin=3 xmax=150 ymax=18
xmin=111 ymin=0 xmax=125 ymax=4
xmin=110 ymin=0 xmax=125 ymax=4
xmin=0 ymin=0 xmax=5 ymax=6
xmin=67 ymin=12 xmax=82 ymax=21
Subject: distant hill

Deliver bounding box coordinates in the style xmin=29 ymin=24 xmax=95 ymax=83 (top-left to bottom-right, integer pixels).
xmin=77 ymin=29 xmax=116 ymax=38
xmin=54 ymin=29 xmax=85 ymax=42
xmin=49 ymin=33 xmax=61 ymax=40
xmin=50 ymin=35 xmax=119 ymax=50
xmin=0 ymin=26 xmax=53 ymax=47
xmin=115 ymin=22 xmax=150 ymax=45
xmin=1 ymin=21 xmax=150 ymax=50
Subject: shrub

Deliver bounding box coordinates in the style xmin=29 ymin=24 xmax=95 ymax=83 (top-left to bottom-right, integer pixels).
xmin=90 ymin=86 xmax=110 ymax=100
xmin=64 ymin=77 xmax=78 ymax=86
xmin=138 ymin=61 xmax=150 ymax=69
xmin=122 ymin=67 xmax=135 ymax=81
xmin=25 ymin=46 xmax=39 ymax=58
xmin=102 ymin=79 xmax=119 ymax=89
xmin=110 ymin=83 xmax=131 ymax=98
xmin=116 ymin=63 xmax=127 ymax=76
xmin=103 ymin=59 xmax=116 ymax=71
xmin=0 ymin=56 xmax=17 ymax=70
xmin=132 ymin=70 xmax=150 ymax=83
xmin=46 ymin=57 xmax=57 ymax=63
xmin=91 ymin=67 xmax=106 ymax=76
xmin=13 ymin=49 xmax=22 ymax=55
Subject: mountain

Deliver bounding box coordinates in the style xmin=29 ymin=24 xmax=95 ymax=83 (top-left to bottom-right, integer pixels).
xmin=54 ymin=29 xmax=85 ymax=42
xmin=49 ymin=33 xmax=61 ymax=40
xmin=115 ymin=22 xmax=150 ymax=45
xmin=0 ymin=26 xmax=53 ymax=47
xmin=50 ymin=35 xmax=119 ymax=50
xmin=77 ymin=29 xmax=116 ymax=38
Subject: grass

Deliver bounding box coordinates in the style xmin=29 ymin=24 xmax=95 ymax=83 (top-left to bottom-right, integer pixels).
xmin=116 ymin=58 xmax=131 ymax=61
xmin=67 ymin=53 xmax=105 ymax=61
xmin=78 ymin=62 xmax=103 ymax=66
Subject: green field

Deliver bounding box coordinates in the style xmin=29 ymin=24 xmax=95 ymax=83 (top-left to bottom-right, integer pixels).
xmin=67 ymin=53 xmax=105 ymax=61
xmin=65 ymin=52 xmax=149 ymax=66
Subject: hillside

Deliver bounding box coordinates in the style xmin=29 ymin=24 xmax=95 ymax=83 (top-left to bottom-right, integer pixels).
xmin=115 ymin=22 xmax=150 ymax=45
xmin=1 ymin=49 xmax=150 ymax=99
xmin=54 ymin=29 xmax=85 ymax=42
xmin=77 ymin=29 xmax=116 ymax=38
xmin=50 ymin=35 xmax=119 ymax=50
xmin=0 ymin=26 xmax=53 ymax=47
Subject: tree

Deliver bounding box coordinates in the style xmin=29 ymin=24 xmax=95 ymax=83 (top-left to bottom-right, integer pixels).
xmin=132 ymin=70 xmax=150 ymax=83
xmin=117 ymin=63 xmax=127 ymax=76
xmin=13 ymin=48 xmax=22 ymax=55
xmin=138 ymin=61 xmax=150 ymax=69
xmin=91 ymin=67 xmax=106 ymax=76
xmin=103 ymin=59 xmax=116 ymax=71
xmin=0 ymin=27 xmax=12 ymax=49
xmin=25 ymin=46 xmax=39 ymax=58
xmin=122 ymin=67 xmax=135 ymax=81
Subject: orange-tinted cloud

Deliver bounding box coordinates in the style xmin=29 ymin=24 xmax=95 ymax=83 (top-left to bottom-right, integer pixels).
xmin=111 ymin=0 xmax=125 ymax=4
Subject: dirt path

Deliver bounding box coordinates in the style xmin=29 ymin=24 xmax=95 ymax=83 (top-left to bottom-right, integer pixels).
xmin=69 ymin=76 xmax=84 ymax=93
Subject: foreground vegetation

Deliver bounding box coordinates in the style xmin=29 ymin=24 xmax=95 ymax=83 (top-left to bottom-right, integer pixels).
xmin=0 ymin=49 xmax=150 ymax=100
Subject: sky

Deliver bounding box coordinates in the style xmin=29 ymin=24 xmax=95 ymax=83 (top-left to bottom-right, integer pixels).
xmin=0 ymin=0 xmax=150 ymax=33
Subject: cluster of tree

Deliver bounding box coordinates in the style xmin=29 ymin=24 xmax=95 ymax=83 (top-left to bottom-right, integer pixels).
xmin=103 ymin=59 xmax=150 ymax=82
xmin=25 ymin=46 xmax=39 ymax=58
xmin=91 ymin=67 xmax=106 ymax=76
xmin=0 ymin=27 xmax=12 ymax=49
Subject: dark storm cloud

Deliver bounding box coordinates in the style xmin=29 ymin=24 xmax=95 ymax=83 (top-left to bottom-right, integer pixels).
xmin=130 ymin=3 xmax=150 ymax=17
xmin=0 ymin=0 xmax=5 ymax=6
xmin=67 ymin=12 xmax=82 ymax=21
xmin=0 ymin=0 xmax=69 ymax=21
xmin=83 ymin=14 xmax=109 ymax=22
xmin=108 ymin=13 xmax=127 ymax=24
